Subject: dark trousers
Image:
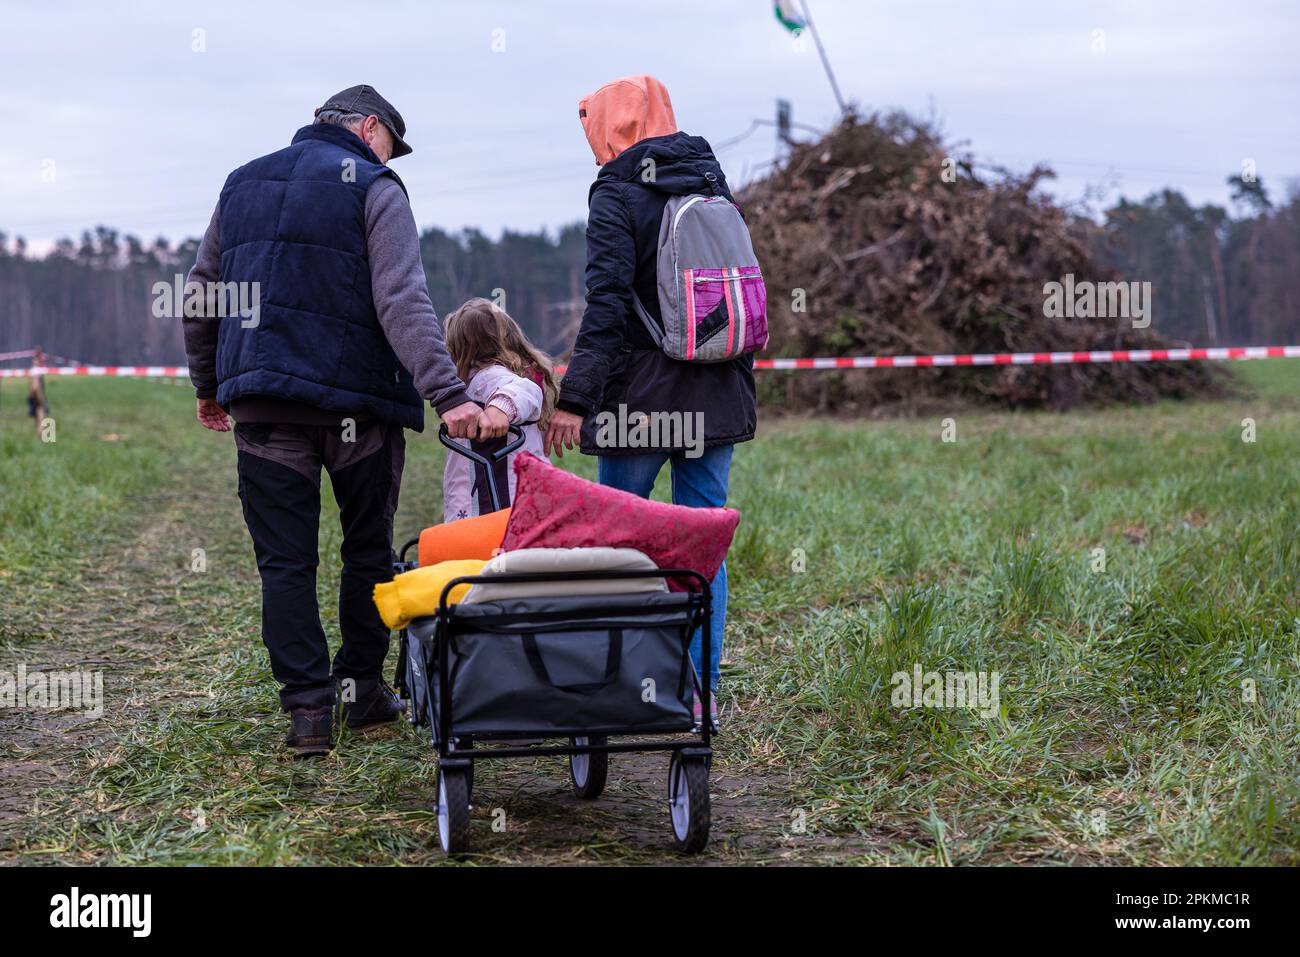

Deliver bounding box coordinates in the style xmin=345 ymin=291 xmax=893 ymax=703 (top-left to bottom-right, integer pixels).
xmin=234 ymin=420 xmax=404 ymax=711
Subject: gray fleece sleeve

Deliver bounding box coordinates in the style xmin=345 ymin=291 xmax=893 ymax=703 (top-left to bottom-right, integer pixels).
xmin=182 ymin=203 xmax=222 ymax=400
xmin=365 ymin=177 xmax=470 ymax=415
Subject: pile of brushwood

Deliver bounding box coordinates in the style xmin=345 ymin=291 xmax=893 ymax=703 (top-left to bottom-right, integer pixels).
xmin=741 ymin=111 xmax=1230 ymax=414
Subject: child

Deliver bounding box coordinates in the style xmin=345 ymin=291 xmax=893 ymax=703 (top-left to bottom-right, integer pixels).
xmin=442 ymin=298 xmax=558 ymax=523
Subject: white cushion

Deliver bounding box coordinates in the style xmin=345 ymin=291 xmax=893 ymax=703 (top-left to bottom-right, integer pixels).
xmin=461 ymin=547 xmax=667 ymax=604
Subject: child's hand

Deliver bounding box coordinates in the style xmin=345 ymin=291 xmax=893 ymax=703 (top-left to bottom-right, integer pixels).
xmin=477 ymin=405 xmax=510 ymax=439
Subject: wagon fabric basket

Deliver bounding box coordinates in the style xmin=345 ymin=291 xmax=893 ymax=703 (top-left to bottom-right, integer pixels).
xmin=406 ymin=591 xmax=697 ymax=740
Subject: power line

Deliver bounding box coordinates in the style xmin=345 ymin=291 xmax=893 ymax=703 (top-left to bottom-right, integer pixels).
xmin=714 ymin=117 xmax=826 ymax=152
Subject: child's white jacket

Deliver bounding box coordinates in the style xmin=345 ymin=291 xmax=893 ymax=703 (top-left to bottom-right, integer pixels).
xmin=442 ymin=364 xmax=547 ymax=523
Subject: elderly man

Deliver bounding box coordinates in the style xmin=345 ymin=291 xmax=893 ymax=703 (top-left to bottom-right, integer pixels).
xmin=183 ymin=85 xmax=495 ymax=756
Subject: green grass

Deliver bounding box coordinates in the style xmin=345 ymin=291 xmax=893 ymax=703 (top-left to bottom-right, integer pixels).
xmin=1 ymin=360 xmax=1297 ymax=864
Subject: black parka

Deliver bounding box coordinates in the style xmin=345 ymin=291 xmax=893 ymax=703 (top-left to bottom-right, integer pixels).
xmin=559 ymin=132 xmax=758 ymax=455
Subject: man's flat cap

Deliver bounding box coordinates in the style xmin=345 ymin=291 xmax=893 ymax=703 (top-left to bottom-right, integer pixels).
xmin=315 ymin=84 xmax=412 ymax=158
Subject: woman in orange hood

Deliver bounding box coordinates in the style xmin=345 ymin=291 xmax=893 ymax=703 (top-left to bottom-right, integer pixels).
xmin=577 ymin=74 xmax=679 ymax=166
xmin=546 ymin=75 xmax=758 ymax=728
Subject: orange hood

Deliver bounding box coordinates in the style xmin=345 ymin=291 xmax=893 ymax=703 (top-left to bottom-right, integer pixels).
xmin=578 ymin=75 xmax=678 ymax=166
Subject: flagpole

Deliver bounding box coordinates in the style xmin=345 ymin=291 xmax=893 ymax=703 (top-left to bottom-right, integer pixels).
xmin=797 ymin=0 xmax=849 ymax=117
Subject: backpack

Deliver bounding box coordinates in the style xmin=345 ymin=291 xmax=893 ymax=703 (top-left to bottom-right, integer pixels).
xmin=631 ymin=173 xmax=769 ymax=362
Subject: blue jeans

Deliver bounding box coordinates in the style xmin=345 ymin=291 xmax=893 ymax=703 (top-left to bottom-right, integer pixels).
xmin=597 ymin=445 xmax=732 ymax=692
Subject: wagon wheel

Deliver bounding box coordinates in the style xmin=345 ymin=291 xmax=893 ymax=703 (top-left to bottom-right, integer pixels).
xmin=569 ymin=735 xmax=608 ymax=799
xmin=450 ymin=738 xmax=474 ymax=798
xmin=437 ymin=765 xmax=472 ymax=855
xmin=667 ymin=752 xmax=710 ymax=853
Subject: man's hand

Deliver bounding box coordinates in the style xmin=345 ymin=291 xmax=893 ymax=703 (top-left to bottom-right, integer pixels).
xmin=544 ymin=409 xmax=583 ymax=458
xmin=196 ymin=398 xmax=231 ymax=432
xmin=441 ymin=400 xmax=483 ymax=439
xmin=477 ymin=405 xmax=510 ymax=440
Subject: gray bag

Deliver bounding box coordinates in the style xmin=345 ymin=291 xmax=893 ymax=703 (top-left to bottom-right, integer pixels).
xmin=631 ymin=183 xmax=769 ymax=363
xmin=408 ymin=592 xmax=697 ymax=738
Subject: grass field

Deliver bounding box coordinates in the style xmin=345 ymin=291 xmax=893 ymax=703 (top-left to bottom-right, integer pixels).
xmin=2 ymin=362 xmax=1298 ymax=865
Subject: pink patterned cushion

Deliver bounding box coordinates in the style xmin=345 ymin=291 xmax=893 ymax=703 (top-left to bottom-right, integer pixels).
xmin=500 ymin=453 xmax=739 ymax=591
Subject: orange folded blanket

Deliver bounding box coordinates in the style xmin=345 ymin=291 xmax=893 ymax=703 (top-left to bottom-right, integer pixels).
xmin=418 ymin=507 xmax=512 ymax=567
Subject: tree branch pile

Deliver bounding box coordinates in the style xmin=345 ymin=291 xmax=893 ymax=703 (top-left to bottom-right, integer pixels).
xmin=741 ymin=112 xmax=1231 ymax=414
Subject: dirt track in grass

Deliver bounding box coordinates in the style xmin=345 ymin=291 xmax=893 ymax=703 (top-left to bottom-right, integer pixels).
xmin=0 ymin=431 xmax=855 ymax=865
xmin=6 ymin=369 xmax=1299 ymax=866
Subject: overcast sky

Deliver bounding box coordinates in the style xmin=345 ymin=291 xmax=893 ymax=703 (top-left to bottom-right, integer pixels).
xmin=4 ymin=0 xmax=1297 ymax=252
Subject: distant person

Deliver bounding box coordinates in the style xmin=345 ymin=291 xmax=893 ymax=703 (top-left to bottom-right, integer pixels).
xmin=27 ymin=346 xmax=48 ymax=437
xmin=183 ymin=85 xmax=502 ymax=757
xmin=441 ymin=297 xmax=558 ymax=523
xmin=544 ymin=75 xmax=758 ymax=728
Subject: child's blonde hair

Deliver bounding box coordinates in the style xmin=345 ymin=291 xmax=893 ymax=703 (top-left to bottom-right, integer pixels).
xmin=444 ymin=298 xmax=559 ymax=429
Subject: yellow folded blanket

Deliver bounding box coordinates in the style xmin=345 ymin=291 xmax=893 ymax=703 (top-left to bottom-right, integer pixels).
xmin=373 ymin=559 xmax=487 ymax=630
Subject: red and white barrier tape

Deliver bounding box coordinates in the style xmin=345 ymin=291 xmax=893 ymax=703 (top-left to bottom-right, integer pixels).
xmin=0 ymin=365 xmax=189 ymax=378
xmin=752 ymin=345 xmax=1300 ymax=369
xmin=2 ymin=346 xmax=1298 ymax=380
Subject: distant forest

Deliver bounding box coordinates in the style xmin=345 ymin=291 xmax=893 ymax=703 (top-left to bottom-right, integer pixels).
xmin=0 ymin=177 xmax=1296 ymax=366
xmin=0 ymin=222 xmax=588 ymax=365
xmin=1094 ymin=175 xmax=1299 ymax=348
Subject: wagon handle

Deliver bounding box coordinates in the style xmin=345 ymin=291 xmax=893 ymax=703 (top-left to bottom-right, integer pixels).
xmin=398 ymin=537 xmax=420 ymax=564
xmin=438 ymin=423 xmax=526 ymax=513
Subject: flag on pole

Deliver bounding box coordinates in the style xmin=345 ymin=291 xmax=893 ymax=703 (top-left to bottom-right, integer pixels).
xmin=774 ymin=1 xmax=806 ymax=33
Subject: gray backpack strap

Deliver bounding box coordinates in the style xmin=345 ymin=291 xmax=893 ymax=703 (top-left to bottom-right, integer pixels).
xmin=631 ymin=293 xmax=665 ymax=349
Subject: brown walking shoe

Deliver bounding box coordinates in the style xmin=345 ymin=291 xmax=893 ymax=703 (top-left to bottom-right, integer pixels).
xmin=338 ymin=677 xmax=403 ymax=734
xmin=286 ymin=707 xmax=333 ymax=757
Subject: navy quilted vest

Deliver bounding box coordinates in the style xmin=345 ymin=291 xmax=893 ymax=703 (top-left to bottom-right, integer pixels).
xmin=215 ymin=123 xmax=423 ymax=429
